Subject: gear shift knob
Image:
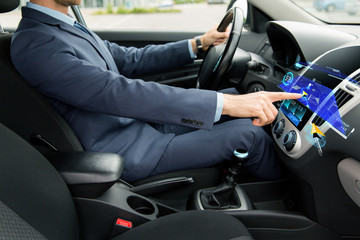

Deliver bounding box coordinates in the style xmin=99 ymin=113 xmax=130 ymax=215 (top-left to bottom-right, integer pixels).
xmin=232 ymin=149 xmax=249 ymax=165
xmin=226 ymin=149 xmax=249 ymax=186
xmin=195 ymin=149 xmax=251 ymax=210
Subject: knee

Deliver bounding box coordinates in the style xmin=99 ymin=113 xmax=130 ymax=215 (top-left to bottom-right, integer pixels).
xmin=224 ymin=119 xmax=271 ymax=152
xmin=245 ymin=124 xmax=272 ymax=151
xmin=241 ymin=125 xmax=282 ymax=180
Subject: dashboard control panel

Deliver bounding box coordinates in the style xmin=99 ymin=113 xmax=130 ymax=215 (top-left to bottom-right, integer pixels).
xmin=272 ymin=46 xmax=360 ymax=158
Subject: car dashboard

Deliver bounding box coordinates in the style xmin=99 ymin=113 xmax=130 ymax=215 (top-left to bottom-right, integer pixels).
xmin=253 ymin=21 xmax=360 ymax=160
xmin=245 ymin=21 xmax=360 ymax=227
xmin=272 ymin=46 xmax=360 ymax=159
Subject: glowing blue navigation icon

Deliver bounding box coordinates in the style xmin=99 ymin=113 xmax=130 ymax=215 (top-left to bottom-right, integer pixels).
xmin=283 ymin=72 xmax=294 ymax=86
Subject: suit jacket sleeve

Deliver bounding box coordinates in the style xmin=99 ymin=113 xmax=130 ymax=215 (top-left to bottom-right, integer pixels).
xmin=11 ymin=30 xmax=217 ymax=130
xmin=103 ymin=39 xmax=194 ymax=78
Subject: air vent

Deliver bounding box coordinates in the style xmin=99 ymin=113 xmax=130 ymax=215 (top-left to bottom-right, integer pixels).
xmin=312 ymin=89 xmax=353 ymax=127
xmin=352 ymin=74 xmax=360 ymax=85
xmin=312 ymin=115 xmax=326 ymax=127
xmin=334 ymin=89 xmax=353 ymax=109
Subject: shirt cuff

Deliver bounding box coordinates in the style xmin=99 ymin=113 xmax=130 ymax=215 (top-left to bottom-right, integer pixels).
xmin=188 ymin=39 xmax=196 ymax=59
xmin=214 ymin=92 xmax=224 ymax=122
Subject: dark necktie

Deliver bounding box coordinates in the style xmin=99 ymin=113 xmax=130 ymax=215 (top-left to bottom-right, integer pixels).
xmin=74 ymin=21 xmax=90 ymax=35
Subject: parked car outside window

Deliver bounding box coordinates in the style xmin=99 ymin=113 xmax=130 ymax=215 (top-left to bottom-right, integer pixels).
xmin=313 ymin=0 xmax=346 ymax=12
xmin=345 ymin=0 xmax=360 ymax=15
xmin=293 ymin=0 xmax=360 ymax=23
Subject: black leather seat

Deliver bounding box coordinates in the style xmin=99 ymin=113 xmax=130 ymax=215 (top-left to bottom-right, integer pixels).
xmin=0 ymin=122 xmax=252 ymax=240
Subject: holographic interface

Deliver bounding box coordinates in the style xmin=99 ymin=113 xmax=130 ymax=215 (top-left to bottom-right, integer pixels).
xmin=279 ymin=62 xmax=353 ymax=137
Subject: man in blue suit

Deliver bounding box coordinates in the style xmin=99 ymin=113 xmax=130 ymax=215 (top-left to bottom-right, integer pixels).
xmin=11 ymin=0 xmax=301 ymax=182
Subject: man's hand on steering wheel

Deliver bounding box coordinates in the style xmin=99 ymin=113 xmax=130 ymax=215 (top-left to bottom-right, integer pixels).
xmin=197 ymin=7 xmax=245 ymax=90
xmin=191 ymin=26 xmax=230 ymax=53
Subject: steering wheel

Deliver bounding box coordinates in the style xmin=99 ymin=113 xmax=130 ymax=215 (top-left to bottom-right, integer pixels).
xmin=197 ymin=6 xmax=245 ymax=90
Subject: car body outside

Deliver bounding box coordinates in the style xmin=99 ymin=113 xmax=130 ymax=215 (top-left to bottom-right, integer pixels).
xmin=313 ymin=0 xmax=346 ymax=11
xmin=345 ymin=0 xmax=360 ymax=15
xmin=208 ymin=0 xmax=229 ymax=4
xmin=157 ymin=0 xmax=174 ymax=8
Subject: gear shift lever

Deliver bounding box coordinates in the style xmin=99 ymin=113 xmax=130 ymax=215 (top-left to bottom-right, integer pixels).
xmin=226 ymin=149 xmax=249 ymax=186
xmin=198 ymin=149 xmax=249 ymax=209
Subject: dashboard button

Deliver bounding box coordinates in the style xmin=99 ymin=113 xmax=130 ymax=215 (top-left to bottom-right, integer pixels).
xmin=282 ymin=130 xmax=297 ymax=152
xmin=273 ymin=119 xmax=285 ymax=139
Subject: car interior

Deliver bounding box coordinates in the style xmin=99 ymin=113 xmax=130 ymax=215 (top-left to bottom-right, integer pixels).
xmin=1 ymin=0 xmax=360 ymax=239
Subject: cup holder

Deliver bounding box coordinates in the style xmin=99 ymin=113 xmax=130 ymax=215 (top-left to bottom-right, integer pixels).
xmin=127 ymin=196 xmax=155 ymax=215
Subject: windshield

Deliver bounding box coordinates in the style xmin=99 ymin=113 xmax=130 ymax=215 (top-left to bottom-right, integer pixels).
xmin=292 ymin=0 xmax=360 ymax=24
xmin=2 ymin=0 xmax=360 ymax=31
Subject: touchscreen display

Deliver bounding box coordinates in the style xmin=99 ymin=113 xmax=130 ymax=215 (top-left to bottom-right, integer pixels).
xmin=280 ymin=99 xmax=312 ymax=131
xmin=278 ymin=46 xmax=359 ymax=139
xmin=278 ymin=62 xmax=349 ymax=135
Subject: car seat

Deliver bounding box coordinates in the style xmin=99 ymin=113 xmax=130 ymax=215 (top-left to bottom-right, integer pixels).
xmin=0 ymin=122 xmax=252 ymax=240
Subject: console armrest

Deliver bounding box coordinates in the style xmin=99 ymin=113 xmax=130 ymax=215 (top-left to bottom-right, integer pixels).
xmin=47 ymin=152 xmax=124 ymax=198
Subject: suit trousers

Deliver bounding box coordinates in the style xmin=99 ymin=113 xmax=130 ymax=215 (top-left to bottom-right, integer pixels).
xmin=151 ymin=117 xmax=281 ymax=181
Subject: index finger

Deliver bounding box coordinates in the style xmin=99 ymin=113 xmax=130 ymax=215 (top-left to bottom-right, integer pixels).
xmin=265 ymin=92 xmax=302 ymax=103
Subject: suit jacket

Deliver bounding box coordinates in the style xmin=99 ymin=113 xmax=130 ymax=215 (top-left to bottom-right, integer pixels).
xmin=11 ymin=7 xmax=217 ymax=182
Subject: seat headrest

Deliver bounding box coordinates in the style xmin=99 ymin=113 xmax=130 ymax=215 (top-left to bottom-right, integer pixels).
xmin=0 ymin=0 xmax=20 ymax=13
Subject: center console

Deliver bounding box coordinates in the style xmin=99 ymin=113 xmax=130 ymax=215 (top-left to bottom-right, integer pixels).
xmin=48 ymin=149 xmax=342 ymax=240
xmin=74 ymin=181 xmax=178 ymax=239
xmin=48 ymin=151 xmax=178 ymax=239
xmin=189 ymin=149 xmax=253 ymax=211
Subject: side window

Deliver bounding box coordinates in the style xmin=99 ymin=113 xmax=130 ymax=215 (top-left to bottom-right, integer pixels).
xmin=0 ymin=0 xmax=26 ymax=31
xmin=80 ymin=1 xmax=228 ymax=32
xmin=1 ymin=0 xmax=228 ymax=32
